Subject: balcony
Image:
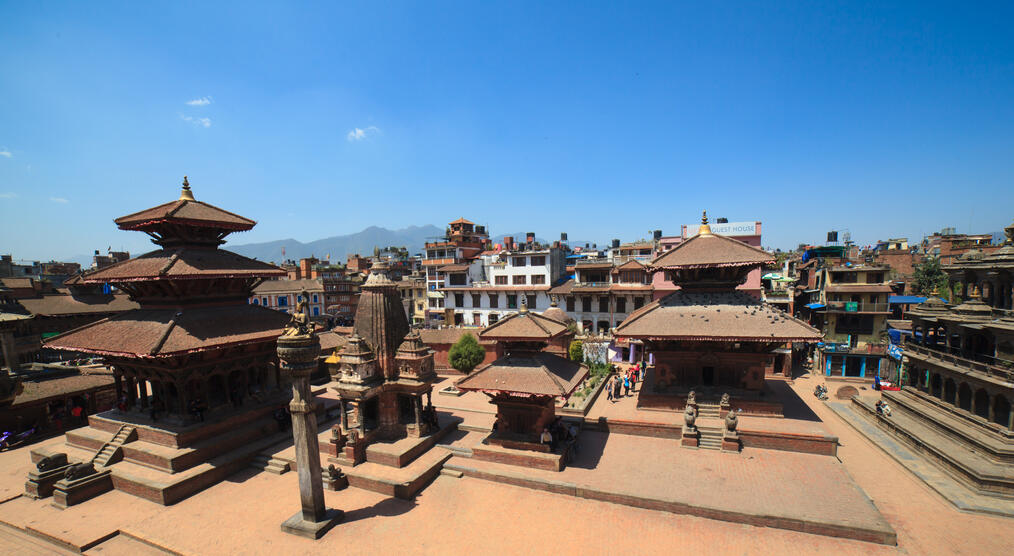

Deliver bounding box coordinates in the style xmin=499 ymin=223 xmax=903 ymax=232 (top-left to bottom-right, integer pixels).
xmin=819 ymin=342 xmax=887 ymax=355
xmin=905 ymin=343 xmax=1014 ymax=382
xmin=823 ymin=301 xmax=890 ymax=313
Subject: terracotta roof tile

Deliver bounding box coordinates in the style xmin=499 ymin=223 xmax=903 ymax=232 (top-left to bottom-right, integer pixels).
xmin=46 ymin=305 xmax=290 ymax=358
xmin=480 ymin=310 xmax=568 ymax=341
xmin=252 ymin=279 xmax=324 ymax=293
xmin=17 ymin=294 xmax=138 ymax=317
xmin=456 ymin=352 xmax=588 ymax=397
xmin=13 ymin=372 xmax=115 ymax=407
xmin=114 ymin=199 xmax=255 ymax=231
xmin=615 ymin=290 xmax=821 ymax=342
xmin=82 ymin=248 xmax=284 ymax=283
xmin=649 ymin=233 xmax=773 ymax=270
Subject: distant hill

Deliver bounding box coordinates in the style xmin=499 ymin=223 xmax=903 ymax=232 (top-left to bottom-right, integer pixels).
xmin=228 ymin=225 xmax=443 ymax=263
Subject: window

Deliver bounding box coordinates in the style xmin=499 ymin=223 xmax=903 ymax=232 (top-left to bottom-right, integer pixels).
xmin=472 ymin=294 xmax=482 ymax=307
xmin=278 ymin=296 xmax=288 ymax=307
xmin=313 ymin=307 xmax=320 ymax=316
xmin=449 ymin=273 xmax=467 ymax=286
xmin=488 ymin=294 xmax=498 ymax=308
xmin=566 ymin=297 xmax=575 ymax=312
xmin=530 ymin=256 xmax=545 ymax=266
xmin=508 ymin=295 xmax=518 ymax=309
xmin=616 ymin=297 xmax=626 ymax=313
xmin=495 ymin=275 xmax=508 ymax=285
xmin=417 ymin=302 xmax=424 ymax=311
xmin=633 ymin=297 xmax=644 ymax=310
xmin=489 ymin=314 xmax=499 ymax=324
xmin=582 ymin=297 xmax=592 ymax=312
xmin=512 ymin=257 xmax=527 ymax=266
xmin=252 ymin=298 xmax=259 ymax=305
xmin=312 ymin=294 xmax=318 ymax=303
xmin=262 ymin=297 xmax=269 ymax=305
xmin=512 ymin=275 xmax=527 ymax=285
xmin=454 ymin=293 xmax=464 ymax=307
xmin=530 ymin=274 xmax=545 ymax=285
xmin=599 ymin=296 xmax=610 ymax=312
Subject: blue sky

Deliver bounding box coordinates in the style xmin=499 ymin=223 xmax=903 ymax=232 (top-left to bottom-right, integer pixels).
xmin=2 ymin=1 xmax=1013 ymax=261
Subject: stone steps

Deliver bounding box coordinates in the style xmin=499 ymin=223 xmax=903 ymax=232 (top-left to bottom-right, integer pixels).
xmin=249 ymin=454 xmax=291 ymax=475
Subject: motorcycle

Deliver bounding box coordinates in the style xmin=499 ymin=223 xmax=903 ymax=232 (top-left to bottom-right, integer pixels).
xmin=813 ymin=384 xmax=828 ymax=401
xmin=0 ymin=427 xmax=36 ymax=451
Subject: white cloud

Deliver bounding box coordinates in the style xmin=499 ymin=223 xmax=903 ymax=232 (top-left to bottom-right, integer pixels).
xmin=0 ymin=192 xmax=17 ymax=199
xmin=346 ymin=126 xmax=380 ymax=141
xmin=49 ymin=197 xmax=69 ymax=204
xmin=0 ymin=149 xmax=11 ymax=158
xmin=186 ymin=96 xmax=212 ymax=106
xmin=181 ymin=115 xmax=212 ymax=128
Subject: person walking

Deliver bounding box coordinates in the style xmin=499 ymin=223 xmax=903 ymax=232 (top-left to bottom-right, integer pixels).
xmin=622 ymin=374 xmax=630 ymax=397
xmin=606 ymin=377 xmax=615 ymax=402
xmin=630 ymin=369 xmax=638 ymax=393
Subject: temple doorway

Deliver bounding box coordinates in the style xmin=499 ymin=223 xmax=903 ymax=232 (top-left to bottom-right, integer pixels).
xmin=362 ymin=397 xmax=379 ymax=432
xmin=702 ymin=366 xmax=715 ymax=386
xmin=844 ymin=357 xmax=862 ymax=377
xmin=397 ymin=394 xmax=415 ymax=424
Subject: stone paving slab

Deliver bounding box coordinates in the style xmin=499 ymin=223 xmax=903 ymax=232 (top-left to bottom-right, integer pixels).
xmin=827 ymin=401 xmax=1014 ymax=517
xmin=445 ymin=430 xmax=896 ymax=545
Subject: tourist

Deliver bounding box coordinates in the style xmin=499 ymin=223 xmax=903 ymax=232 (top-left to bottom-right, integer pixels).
xmin=189 ymin=398 xmax=205 ymax=422
xmin=639 ymin=364 xmax=646 ymax=382
xmin=623 ymin=374 xmax=630 ymax=397
xmin=607 ymin=377 xmax=615 ymax=402
xmin=540 ymin=428 xmax=552 ymax=450
xmin=614 ymin=374 xmax=622 ymax=399
xmin=629 ymin=369 xmax=637 ymax=393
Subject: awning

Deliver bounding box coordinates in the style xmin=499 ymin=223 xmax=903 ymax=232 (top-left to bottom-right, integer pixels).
xmin=762 ymin=273 xmax=783 ymax=280
xmin=889 ymin=295 xmax=926 ymax=305
xmin=804 ymin=303 xmax=826 ymax=309
xmin=427 ymin=291 xmax=445 ymax=299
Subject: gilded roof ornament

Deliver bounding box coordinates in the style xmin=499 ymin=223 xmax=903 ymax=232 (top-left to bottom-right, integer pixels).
xmin=179 ymin=175 xmax=196 ymax=201
xmin=699 ymin=210 xmax=712 ymax=236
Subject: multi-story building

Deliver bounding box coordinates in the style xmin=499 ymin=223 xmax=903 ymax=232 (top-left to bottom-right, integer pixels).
xmin=812 ymin=263 xmax=893 ymax=379
xmin=871 ymin=238 xmax=923 ymax=293
xmin=550 ymin=258 xmax=654 ymax=335
xmin=923 ymin=229 xmax=1000 ymax=264
xmin=439 ymin=237 xmax=567 ymax=327
xmin=398 ymin=271 xmax=428 ymax=326
xmin=250 ymin=278 xmax=326 ymax=318
xmin=421 ymin=217 xmax=490 ymax=322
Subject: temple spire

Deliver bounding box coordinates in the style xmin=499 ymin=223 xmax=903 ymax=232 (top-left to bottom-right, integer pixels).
xmin=699 ymin=210 xmax=712 ymax=236
xmin=179 ymin=175 xmax=195 ymax=201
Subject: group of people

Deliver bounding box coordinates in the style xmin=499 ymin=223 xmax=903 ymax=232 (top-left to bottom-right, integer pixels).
xmin=539 ymin=416 xmax=580 ymax=458
xmin=606 ymin=363 xmax=646 ymax=402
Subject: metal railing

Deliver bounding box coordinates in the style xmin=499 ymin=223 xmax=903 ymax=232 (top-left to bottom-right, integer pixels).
xmin=905 ymin=343 xmax=1014 ymax=382
xmin=823 ymin=301 xmax=890 ymax=313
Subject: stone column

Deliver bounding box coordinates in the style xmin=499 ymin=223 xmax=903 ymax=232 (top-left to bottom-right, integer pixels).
xmin=339 ymin=400 xmax=348 ymax=431
xmin=356 ymin=403 xmax=365 ymax=436
xmin=414 ymin=395 xmax=423 ymax=429
xmin=277 ymin=329 xmax=342 ymax=539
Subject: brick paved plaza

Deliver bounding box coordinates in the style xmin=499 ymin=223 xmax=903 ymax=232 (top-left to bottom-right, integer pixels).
xmin=0 ymin=370 xmax=1011 ymax=555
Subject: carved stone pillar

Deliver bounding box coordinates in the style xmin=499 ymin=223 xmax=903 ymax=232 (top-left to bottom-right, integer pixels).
xmin=277 ymin=330 xmax=342 ymax=539
xmin=339 ymin=400 xmax=348 ymax=431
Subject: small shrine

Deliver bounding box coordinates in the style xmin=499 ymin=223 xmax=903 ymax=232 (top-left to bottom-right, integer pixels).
xmin=616 ymin=211 xmax=822 ymax=416
xmin=456 ymin=304 xmax=588 ymax=470
xmin=329 ymin=261 xmax=438 ymax=465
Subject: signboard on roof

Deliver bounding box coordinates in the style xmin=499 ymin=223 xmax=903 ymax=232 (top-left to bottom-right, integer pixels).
xmin=683 ymin=221 xmax=758 ymax=237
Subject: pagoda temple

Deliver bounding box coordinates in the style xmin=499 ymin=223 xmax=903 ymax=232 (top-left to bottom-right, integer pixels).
xmin=330 ymin=260 xmax=438 ymax=465
xmin=27 ymin=178 xmax=294 ymax=506
xmin=615 ymin=211 xmax=822 ymax=414
xmin=456 ymin=304 xmax=588 ymax=470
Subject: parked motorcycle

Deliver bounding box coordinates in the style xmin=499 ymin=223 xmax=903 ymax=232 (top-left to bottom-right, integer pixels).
xmin=0 ymin=427 xmax=36 ymax=451
xmin=813 ymin=384 xmax=828 ymax=401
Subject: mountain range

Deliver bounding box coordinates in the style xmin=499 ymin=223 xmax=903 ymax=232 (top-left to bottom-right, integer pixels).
xmin=228 ymin=225 xmax=444 ymax=263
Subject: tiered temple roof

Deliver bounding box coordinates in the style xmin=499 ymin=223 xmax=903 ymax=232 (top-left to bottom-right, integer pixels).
xmin=479 ymin=305 xmax=569 ymax=342
xmin=46 ymin=178 xmax=289 ymax=358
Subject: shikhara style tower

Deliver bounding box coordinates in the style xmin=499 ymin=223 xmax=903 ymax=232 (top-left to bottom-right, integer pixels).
xmin=332 ymin=260 xmax=436 ymax=464
xmin=32 ymin=178 xmax=293 ymax=506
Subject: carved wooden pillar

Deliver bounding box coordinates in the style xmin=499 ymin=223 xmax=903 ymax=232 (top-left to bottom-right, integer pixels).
xmin=125 ymin=376 xmax=137 ymax=408
xmin=175 ymin=380 xmax=187 ymax=419
xmin=113 ymin=373 xmax=123 ymax=402
xmin=138 ymin=378 xmax=148 ymax=409
xmin=201 ymin=378 xmax=212 ymax=407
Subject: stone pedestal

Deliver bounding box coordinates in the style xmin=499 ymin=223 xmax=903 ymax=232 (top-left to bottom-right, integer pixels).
xmin=324 ymin=425 xmax=346 ymax=457
xmin=681 ymin=426 xmax=699 ymax=448
xmin=25 ymin=465 xmax=72 ymax=499
xmin=51 ymin=469 xmax=113 ymax=509
xmin=721 ymin=434 xmax=741 ymax=452
xmin=277 ymin=333 xmax=343 ymax=539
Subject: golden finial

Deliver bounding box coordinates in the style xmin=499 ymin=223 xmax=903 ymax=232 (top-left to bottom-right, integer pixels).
xmin=519 ymin=301 xmax=529 ymax=314
xmin=698 ymin=210 xmax=712 ymax=236
xmin=179 ymin=175 xmax=195 ymax=201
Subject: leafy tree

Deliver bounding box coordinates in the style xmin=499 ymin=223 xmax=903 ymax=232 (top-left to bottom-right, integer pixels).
xmin=912 ymin=257 xmax=949 ymax=296
xmin=568 ymin=339 xmax=584 ymax=362
xmin=449 ymin=333 xmax=485 ymax=374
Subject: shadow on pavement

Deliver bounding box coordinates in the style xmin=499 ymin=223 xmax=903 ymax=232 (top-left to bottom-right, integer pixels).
xmin=766 ymin=380 xmax=821 ymax=422
xmin=342 ymin=496 xmax=417 ymax=523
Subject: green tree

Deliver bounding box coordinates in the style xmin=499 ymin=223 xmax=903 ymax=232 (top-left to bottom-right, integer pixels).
xmin=568 ymin=339 xmax=584 ymax=362
xmin=448 ymin=333 xmax=485 ymax=374
xmin=912 ymin=257 xmax=949 ymax=296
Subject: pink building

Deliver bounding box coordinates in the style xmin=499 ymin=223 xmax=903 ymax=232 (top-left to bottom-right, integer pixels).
xmin=652 ymin=220 xmax=763 ymax=300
